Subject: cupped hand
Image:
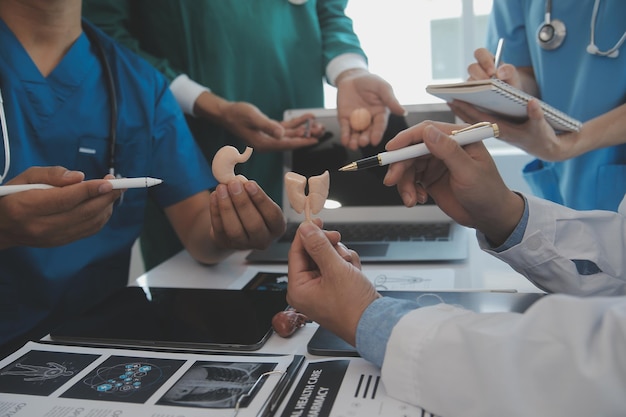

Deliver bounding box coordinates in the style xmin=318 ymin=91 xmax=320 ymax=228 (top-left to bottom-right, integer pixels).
xmin=336 ymin=69 xmax=406 ymax=150
xmin=280 ymin=113 xmax=325 ymax=143
xmin=208 ymin=179 xmax=286 ymax=250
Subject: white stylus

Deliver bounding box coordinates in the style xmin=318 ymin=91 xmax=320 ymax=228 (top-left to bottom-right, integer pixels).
xmin=0 ymin=177 xmax=163 ymax=196
xmin=339 ymin=122 xmax=499 ymax=171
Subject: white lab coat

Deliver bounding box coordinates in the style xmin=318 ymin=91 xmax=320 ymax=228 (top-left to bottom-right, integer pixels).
xmin=381 ymin=195 xmax=626 ymax=417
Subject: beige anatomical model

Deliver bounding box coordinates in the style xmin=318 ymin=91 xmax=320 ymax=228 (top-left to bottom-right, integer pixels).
xmin=284 ymin=170 xmax=330 ymax=221
xmin=349 ymin=107 xmax=372 ymax=132
xmin=211 ymin=145 xmax=254 ymax=183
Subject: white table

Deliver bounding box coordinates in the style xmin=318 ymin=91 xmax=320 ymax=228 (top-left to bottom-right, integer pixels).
xmin=133 ymin=228 xmax=542 ymax=356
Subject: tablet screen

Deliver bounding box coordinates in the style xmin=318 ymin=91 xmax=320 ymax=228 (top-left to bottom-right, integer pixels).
xmin=50 ymin=287 xmax=289 ymax=351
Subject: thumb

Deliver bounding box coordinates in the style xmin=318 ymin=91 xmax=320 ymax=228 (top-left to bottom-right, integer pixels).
xmin=298 ymin=221 xmax=343 ymax=272
xmin=18 ymin=166 xmax=85 ymax=187
xmin=423 ymin=125 xmax=473 ymax=173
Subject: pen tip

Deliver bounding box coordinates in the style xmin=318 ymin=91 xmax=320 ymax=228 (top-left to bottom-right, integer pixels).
xmin=338 ymin=162 xmax=356 ymax=172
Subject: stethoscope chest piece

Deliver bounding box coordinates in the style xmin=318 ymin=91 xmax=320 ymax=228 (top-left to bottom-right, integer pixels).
xmin=537 ymin=18 xmax=567 ymax=50
xmin=288 ymin=0 xmax=308 ymax=5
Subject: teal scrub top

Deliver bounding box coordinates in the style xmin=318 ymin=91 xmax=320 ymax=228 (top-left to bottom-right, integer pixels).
xmin=0 ymin=20 xmax=216 ymax=347
xmin=83 ymin=0 xmax=366 ymax=201
xmin=487 ymin=0 xmax=626 ymax=211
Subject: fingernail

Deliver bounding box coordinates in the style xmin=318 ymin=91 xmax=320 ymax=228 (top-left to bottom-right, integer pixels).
xmin=217 ymin=184 xmax=229 ymax=199
xmin=98 ymin=183 xmax=113 ymax=194
xmin=230 ymin=180 xmax=243 ymax=195
xmin=63 ymin=170 xmax=83 ymax=178
xmin=244 ymin=181 xmax=259 ymax=195
xmin=299 ymin=221 xmax=318 ymax=237
xmin=424 ymin=126 xmax=440 ymax=143
xmin=401 ymin=192 xmax=414 ymax=205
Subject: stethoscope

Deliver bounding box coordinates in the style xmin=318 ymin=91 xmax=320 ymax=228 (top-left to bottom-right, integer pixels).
xmin=537 ymin=0 xmax=626 ymax=58
xmin=0 ymin=22 xmax=118 ymax=185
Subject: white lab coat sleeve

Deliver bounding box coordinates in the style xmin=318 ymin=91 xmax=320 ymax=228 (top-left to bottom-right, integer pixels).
xmin=479 ymin=195 xmax=626 ymax=295
xmin=381 ymin=294 xmax=626 ymax=417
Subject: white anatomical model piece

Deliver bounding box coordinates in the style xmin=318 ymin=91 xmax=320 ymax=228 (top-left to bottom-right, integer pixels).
xmin=211 ymin=146 xmax=253 ymax=183
xmin=284 ymin=170 xmax=330 ymax=221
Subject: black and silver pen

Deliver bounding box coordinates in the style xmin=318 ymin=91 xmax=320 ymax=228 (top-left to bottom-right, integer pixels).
xmin=339 ymin=122 xmax=499 ymax=172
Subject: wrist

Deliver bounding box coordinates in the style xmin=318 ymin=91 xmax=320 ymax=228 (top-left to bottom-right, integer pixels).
xmin=193 ymin=91 xmax=230 ymax=123
xmin=334 ymin=68 xmax=369 ymax=88
xmin=478 ymin=191 xmax=525 ymax=247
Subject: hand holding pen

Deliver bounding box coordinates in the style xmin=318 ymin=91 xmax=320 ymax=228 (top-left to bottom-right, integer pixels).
xmin=340 ymin=122 xmax=498 ymax=171
xmin=0 ymin=167 xmax=160 ymax=249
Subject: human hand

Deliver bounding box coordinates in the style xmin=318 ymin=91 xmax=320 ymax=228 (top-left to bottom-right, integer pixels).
xmin=280 ymin=113 xmax=326 ymax=143
xmin=208 ymin=179 xmax=286 ymax=250
xmin=467 ymin=47 xmax=524 ymax=89
xmin=383 ymin=122 xmax=525 ymax=246
xmin=449 ymin=99 xmax=574 ymax=161
xmin=336 ymin=69 xmax=406 ymax=150
xmin=194 ymin=92 xmax=318 ymax=152
xmin=287 ymin=220 xmax=378 ymax=346
xmin=0 ymin=167 xmax=123 ymax=249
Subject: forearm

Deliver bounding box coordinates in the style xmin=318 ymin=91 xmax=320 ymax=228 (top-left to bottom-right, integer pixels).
xmin=382 ymin=294 xmax=626 ymax=417
xmin=559 ymin=103 xmax=626 ymax=159
xmin=481 ymin=195 xmax=626 ymax=295
xmin=164 ymin=194 xmax=233 ymax=266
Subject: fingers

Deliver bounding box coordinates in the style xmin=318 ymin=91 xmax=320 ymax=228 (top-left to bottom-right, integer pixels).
xmin=293 ymin=221 xmax=345 ymax=276
xmin=365 ymin=111 xmax=389 ymax=147
xmin=469 ymin=48 xmax=495 ymax=79
xmin=209 ymin=180 xmax=286 ymax=249
xmin=376 ymin=81 xmax=406 ymax=117
xmin=243 ymin=106 xmax=284 ymax=139
xmin=0 ymin=181 xmax=121 ymax=247
xmin=9 ymin=166 xmax=85 ymax=187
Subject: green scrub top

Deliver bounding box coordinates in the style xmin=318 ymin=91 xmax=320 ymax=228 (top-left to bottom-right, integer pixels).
xmin=83 ymin=0 xmax=366 ymax=269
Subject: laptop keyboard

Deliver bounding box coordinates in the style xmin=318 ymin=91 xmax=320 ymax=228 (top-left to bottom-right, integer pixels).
xmin=279 ymin=222 xmax=451 ymax=243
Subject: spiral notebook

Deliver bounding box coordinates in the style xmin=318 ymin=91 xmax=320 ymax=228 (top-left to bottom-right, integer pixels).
xmin=426 ymin=78 xmax=582 ymax=132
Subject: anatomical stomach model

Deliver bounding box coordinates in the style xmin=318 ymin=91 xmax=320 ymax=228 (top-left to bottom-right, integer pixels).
xmin=211 ymin=145 xmax=254 ymax=183
xmin=284 ymin=170 xmax=330 ymax=222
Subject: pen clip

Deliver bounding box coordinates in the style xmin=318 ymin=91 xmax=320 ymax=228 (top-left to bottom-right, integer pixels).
xmin=451 ymin=122 xmax=498 ymax=138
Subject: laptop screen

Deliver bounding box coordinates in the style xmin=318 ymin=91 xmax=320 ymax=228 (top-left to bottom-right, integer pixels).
xmin=286 ymin=103 xmax=456 ymax=209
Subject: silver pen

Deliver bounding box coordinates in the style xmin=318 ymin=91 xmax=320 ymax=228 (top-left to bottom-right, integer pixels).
xmin=0 ymin=177 xmax=163 ymax=196
xmin=339 ymin=122 xmax=499 ymax=172
xmin=492 ymin=38 xmax=505 ymax=77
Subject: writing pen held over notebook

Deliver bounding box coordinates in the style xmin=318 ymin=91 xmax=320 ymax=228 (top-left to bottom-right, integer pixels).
xmin=492 ymin=38 xmax=505 ymax=78
xmin=339 ymin=122 xmax=499 ymax=172
xmin=0 ymin=177 xmax=163 ymax=196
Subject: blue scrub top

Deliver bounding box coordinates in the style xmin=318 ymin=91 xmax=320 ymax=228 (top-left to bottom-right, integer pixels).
xmin=0 ymin=20 xmax=217 ymax=346
xmin=487 ymin=0 xmax=626 ymax=211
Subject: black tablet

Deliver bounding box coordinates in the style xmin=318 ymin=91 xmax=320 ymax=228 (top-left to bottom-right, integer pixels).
xmin=50 ymin=287 xmax=289 ymax=351
xmin=307 ymin=290 xmax=544 ymax=356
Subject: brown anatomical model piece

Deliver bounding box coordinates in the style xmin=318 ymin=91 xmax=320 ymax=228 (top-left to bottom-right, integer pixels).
xmin=284 ymin=170 xmax=330 ymax=221
xmin=211 ymin=145 xmax=253 ymax=183
xmin=272 ymin=308 xmax=309 ymax=338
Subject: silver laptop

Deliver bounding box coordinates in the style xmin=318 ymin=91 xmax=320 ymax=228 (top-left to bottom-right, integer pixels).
xmin=246 ymin=103 xmax=468 ymax=263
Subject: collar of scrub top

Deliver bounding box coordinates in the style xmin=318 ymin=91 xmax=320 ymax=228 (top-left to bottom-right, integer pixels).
xmin=0 ymin=23 xmax=119 ymax=186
